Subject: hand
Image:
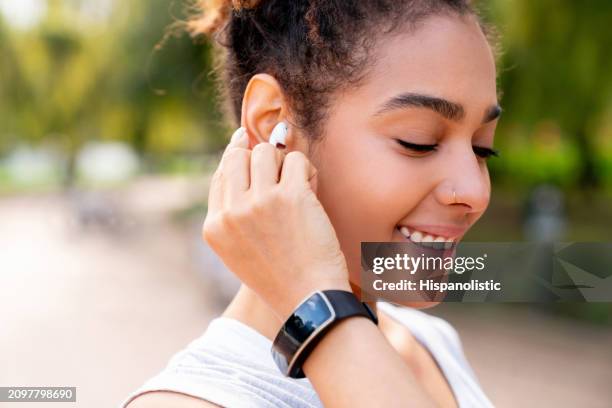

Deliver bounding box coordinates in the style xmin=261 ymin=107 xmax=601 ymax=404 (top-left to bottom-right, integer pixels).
xmin=202 ymin=127 xmax=352 ymax=319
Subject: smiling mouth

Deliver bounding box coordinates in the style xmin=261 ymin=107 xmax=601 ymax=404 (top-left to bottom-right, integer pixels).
xmin=395 ymin=225 xmax=458 ymax=250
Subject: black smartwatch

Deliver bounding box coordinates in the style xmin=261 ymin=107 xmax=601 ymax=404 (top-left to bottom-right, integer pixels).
xmin=271 ymin=290 xmax=378 ymax=378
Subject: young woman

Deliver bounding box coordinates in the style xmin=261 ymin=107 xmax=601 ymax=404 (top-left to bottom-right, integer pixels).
xmin=122 ymin=0 xmax=501 ymax=406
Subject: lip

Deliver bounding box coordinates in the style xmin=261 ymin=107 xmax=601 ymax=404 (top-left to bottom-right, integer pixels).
xmin=396 ymin=223 xmax=469 ymax=240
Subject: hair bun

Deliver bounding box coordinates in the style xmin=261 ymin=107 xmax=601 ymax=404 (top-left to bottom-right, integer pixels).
xmin=231 ymin=0 xmax=262 ymax=10
xmin=187 ymin=0 xmax=262 ymax=38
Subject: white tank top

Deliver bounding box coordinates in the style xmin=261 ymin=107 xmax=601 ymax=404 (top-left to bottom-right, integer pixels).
xmin=120 ymin=302 xmax=494 ymax=408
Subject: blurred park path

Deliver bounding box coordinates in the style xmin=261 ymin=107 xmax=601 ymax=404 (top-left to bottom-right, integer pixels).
xmin=0 ymin=176 xmax=611 ymax=407
xmin=0 ymin=176 xmax=226 ymax=408
xmin=434 ymin=304 xmax=612 ymax=407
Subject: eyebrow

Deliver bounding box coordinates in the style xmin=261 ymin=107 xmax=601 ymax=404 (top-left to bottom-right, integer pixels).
xmin=374 ymin=92 xmax=501 ymax=124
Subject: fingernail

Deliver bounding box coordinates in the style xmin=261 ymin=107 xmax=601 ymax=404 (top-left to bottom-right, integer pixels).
xmin=231 ymin=127 xmax=246 ymax=143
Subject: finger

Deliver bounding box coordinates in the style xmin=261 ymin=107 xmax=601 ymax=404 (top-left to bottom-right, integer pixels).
xmin=250 ymin=142 xmax=284 ymax=191
xmin=221 ymin=147 xmax=251 ymax=206
xmin=229 ymin=127 xmax=249 ymax=150
xmin=279 ymin=151 xmax=317 ymax=191
xmin=220 ymin=127 xmax=250 ymax=165
xmin=207 ymin=168 xmax=224 ymax=215
xmin=276 ymin=148 xmax=285 ymax=181
xmin=209 ymin=127 xmax=250 ymax=214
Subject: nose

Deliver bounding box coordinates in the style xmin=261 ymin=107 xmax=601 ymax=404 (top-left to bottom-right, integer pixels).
xmin=435 ymin=142 xmax=491 ymax=214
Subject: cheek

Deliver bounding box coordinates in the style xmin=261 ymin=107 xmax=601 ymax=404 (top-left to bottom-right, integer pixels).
xmin=314 ymin=134 xmax=436 ymax=285
xmin=314 ymin=132 xmax=430 ymax=244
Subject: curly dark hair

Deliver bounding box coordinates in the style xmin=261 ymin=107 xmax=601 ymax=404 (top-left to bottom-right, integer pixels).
xmin=188 ymin=0 xmax=496 ymax=144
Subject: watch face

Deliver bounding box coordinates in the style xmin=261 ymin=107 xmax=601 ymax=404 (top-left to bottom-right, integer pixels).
xmin=286 ymin=292 xmax=334 ymax=343
xmin=271 ymin=292 xmax=335 ymax=375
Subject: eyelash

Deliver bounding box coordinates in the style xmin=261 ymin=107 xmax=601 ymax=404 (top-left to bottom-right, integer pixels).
xmin=395 ymin=139 xmax=500 ymax=159
xmin=473 ymin=145 xmax=500 ymax=159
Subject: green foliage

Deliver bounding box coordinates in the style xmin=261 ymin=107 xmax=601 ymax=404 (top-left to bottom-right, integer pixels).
xmin=486 ymin=0 xmax=612 ymax=187
xmin=2 ymin=0 xmax=611 ymax=188
xmin=0 ymin=0 xmax=229 ymax=169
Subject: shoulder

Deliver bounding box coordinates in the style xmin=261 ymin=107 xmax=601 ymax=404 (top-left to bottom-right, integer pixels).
xmin=126 ymin=391 xmax=222 ymax=408
xmin=376 ymin=302 xmax=464 ymax=353
xmin=377 ymin=302 xmax=482 ymax=380
xmin=120 ymin=317 xmax=322 ymax=408
xmin=424 ymin=312 xmax=464 ymax=351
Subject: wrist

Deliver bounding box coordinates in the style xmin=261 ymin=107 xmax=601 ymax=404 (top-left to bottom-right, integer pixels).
xmin=275 ymin=278 xmax=353 ymax=321
xmin=271 ymin=288 xmax=378 ymax=378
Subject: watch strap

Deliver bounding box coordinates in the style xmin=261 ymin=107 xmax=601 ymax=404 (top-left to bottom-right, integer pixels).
xmin=273 ymin=290 xmax=378 ymax=378
xmin=324 ymin=290 xmax=378 ymax=325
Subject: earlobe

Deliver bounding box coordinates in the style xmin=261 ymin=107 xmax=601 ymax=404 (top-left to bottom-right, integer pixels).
xmin=240 ymin=73 xmax=290 ymax=148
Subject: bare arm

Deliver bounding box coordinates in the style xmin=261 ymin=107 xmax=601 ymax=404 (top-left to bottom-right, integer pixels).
xmin=128 ymin=129 xmax=440 ymax=407
xmin=303 ymin=314 xmax=437 ymax=408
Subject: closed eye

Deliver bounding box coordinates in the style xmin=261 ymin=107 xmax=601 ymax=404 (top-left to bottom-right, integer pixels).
xmin=395 ymin=139 xmax=438 ymax=152
xmin=473 ymin=146 xmax=500 ymax=159
xmin=395 ymin=139 xmax=500 ymax=160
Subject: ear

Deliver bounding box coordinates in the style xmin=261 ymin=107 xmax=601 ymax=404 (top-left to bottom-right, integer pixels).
xmin=240 ymin=73 xmax=295 ymax=149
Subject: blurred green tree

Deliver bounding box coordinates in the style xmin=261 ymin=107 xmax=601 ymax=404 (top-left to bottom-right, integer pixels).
xmin=490 ymin=0 xmax=612 ymax=188
xmin=1 ymin=0 xmax=612 ymax=189
xmin=0 ymin=0 xmax=226 ymax=185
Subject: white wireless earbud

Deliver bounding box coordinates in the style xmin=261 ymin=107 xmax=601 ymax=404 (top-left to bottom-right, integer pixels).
xmin=268 ymin=121 xmax=288 ymax=148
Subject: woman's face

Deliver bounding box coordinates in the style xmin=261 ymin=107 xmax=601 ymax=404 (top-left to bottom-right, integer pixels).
xmin=308 ymin=14 xmax=500 ymax=307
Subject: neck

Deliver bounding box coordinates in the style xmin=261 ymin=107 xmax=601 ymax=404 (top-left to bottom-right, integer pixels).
xmin=222 ymin=284 xmax=378 ymax=341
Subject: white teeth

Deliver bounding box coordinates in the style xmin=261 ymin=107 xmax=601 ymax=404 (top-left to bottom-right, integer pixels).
xmin=397 ymin=225 xmax=455 ymax=249
xmin=410 ymin=230 xmax=423 ymax=243
xmin=399 ymin=226 xmax=411 ymax=238
xmin=421 ymin=234 xmax=434 ymax=248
